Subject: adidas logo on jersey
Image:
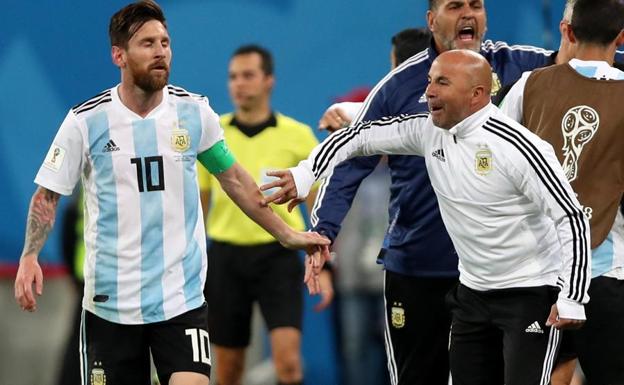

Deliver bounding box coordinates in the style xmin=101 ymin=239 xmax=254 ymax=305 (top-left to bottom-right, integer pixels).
xmin=432 ymin=148 xmax=446 ymax=162
xmin=418 ymin=93 xmax=427 ymax=103
xmin=103 ymin=139 xmax=120 ymax=152
xmin=525 ymin=321 xmax=544 ymax=334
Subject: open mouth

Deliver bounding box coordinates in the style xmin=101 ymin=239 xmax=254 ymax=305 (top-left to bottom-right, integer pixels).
xmin=150 ymin=63 xmax=168 ymax=71
xmin=458 ymin=26 xmax=475 ymax=41
xmin=429 ymin=104 xmax=443 ymax=113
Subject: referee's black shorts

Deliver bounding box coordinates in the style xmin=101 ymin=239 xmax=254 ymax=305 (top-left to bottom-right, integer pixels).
xmin=205 ymin=240 xmax=303 ymax=347
xmin=446 ymin=284 xmax=561 ymax=385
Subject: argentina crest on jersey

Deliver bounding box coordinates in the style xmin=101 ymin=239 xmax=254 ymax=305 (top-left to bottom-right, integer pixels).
xmin=491 ymin=71 xmax=502 ymax=96
xmin=475 ymin=144 xmax=493 ymax=176
xmin=171 ymin=121 xmax=191 ymax=152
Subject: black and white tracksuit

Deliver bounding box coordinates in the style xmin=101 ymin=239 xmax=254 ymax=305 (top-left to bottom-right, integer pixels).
xmin=291 ymin=103 xmax=591 ymax=385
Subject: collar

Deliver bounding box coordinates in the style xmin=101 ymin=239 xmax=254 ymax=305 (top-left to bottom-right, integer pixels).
xmin=111 ymin=83 xmax=168 ymax=120
xmin=568 ymin=58 xmax=624 ymax=80
xmin=230 ymin=112 xmax=277 ymax=138
xmin=569 ymin=58 xmax=612 ymax=70
xmin=445 ymin=103 xmax=494 ymax=138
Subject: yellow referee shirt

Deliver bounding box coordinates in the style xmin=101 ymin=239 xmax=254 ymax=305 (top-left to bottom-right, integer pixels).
xmin=198 ymin=112 xmax=319 ymax=245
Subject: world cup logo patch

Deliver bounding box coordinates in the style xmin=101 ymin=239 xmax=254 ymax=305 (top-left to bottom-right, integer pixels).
xmin=561 ymin=105 xmax=599 ymax=181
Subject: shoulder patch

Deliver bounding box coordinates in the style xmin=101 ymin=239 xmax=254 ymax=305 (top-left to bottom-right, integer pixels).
xmin=43 ymin=144 xmax=66 ymax=172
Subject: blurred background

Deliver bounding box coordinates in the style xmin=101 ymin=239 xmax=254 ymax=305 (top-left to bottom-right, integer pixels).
xmin=0 ymin=1 xmax=568 ymax=384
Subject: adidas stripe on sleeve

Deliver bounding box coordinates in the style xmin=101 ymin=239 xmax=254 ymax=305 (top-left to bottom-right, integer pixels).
xmin=484 ymin=116 xmax=591 ymax=319
xmin=290 ymin=113 xmax=429 ymax=199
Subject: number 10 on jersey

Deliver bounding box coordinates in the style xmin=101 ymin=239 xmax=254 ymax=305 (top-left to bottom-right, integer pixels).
xmin=130 ymin=156 xmax=165 ymax=192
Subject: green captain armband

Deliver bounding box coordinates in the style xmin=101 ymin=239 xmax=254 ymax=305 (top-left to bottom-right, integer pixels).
xmin=198 ymin=140 xmax=236 ymax=174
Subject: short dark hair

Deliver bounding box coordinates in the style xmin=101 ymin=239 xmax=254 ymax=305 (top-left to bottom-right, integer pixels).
xmin=571 ymin=0 xmax=624 ymax=46
xmin=428 ymin=0 xmax=441 ymax=10
xmin=109 ymin=1 xmax=167 ymax=48
xmin=232 ymin=44 xmax=274 ymax=76
xmin=391 ymin=28 xmax=432 ymax=65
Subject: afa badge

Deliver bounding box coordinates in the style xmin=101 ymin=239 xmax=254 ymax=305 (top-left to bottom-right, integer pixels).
xmin=171 ymin=129 xmax=191 ymax=152
xmin=475 ymin=145 xmax=493 ymax=176
xmin=391 ymin=302 xmax=405 ymax=329
xmin=491 ymin=72 xmax=502 ymax=96
xmin=90 ymin=365 xmax=106 ymax=385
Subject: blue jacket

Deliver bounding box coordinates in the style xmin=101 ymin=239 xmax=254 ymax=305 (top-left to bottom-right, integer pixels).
xmin=312 ymin=40 xmax=555 ymax=277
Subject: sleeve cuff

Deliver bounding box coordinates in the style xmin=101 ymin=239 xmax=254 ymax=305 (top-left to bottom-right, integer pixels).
xmin=289 ymin=165 xmax=315 ymax=199
xmin=556 ymin=297 xmax=586 ymax=320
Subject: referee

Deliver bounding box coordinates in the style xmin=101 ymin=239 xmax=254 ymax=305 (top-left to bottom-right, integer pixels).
xmin=198 ymin=45 xmax=333 ymax=385
xmin=263 ymin=50 xmax=591 ymax=385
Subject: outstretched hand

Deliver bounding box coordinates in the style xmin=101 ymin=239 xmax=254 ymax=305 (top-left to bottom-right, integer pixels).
xmin=260 ymin=170 xmax=299 ymax=206
xmin=278 ymin=230 xmax=330 ymax=254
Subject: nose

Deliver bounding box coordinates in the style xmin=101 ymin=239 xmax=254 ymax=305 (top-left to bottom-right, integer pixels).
xmin=425 ymin=83 xmax=435 ymax=99
xmin=154 ymin=42 xmax=167 ymax=58
xmin=459 ymin=1 xmax=475 ymax=18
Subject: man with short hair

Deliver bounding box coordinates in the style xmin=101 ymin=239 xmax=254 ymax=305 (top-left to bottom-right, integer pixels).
xmin=198 ymin=44 xmax=332 ymax=385
xmin=502 ymin=1 xmax=624 ymax=383
xmin=263 ymin=49 xmax=591 ymax=385
xmin=299 ymin=1 xmax=558 ymax=384
xmin=13 ymin=2 xmax=328 ymax=385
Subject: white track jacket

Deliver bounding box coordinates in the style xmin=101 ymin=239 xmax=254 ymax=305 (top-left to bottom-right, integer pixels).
xmin=291 ymin=103 xmax=590 ymax=319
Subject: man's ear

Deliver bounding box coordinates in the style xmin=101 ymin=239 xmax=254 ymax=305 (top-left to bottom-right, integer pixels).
xmin=266 ymin=74 xmax=275 ymax=92
xmin=426 ymin=10 xmax=435 ymax=33
xmin=111 ymin=46 xmax=125 ymax=68
xmin=473 ymin=85 xmax=485 ymax=98
xmin=565 ymin=24 xmax=577 ymax=44
xmin=559 ymin=20 xmax=570 ymax=42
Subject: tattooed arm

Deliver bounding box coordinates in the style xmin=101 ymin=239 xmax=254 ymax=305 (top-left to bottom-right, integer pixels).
xmin=14 ymin=186 xmax=61 ymax=312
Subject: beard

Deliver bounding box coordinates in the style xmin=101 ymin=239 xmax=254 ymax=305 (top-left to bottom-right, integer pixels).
xmin=129 ymin=60 xmax=170 ymax=93
xmin=438 ymin=35 xmax=482 ymax=52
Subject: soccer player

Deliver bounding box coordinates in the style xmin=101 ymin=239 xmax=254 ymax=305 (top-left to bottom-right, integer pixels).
xmin=501 ymin=1 xmax=624 ymax=383
xmin=197 ymin=44 xmax=333 ymax=385
xmin=12 ymin=2 xmax=328 ymax=385
xmin=295 ymin=1 xmax=558 ymax=384
xmin=262 ymin=49 xmax=591 ymax=385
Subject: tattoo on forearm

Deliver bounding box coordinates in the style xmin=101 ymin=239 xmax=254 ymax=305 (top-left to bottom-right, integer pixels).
xmin=22 ymin=188 xmax=60 ymax=258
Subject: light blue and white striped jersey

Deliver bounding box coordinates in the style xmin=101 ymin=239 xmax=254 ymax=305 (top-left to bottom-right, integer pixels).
xmin=36 ymin=84 xmax=223 ymax=324
xmin=501 ymin=59 xmax=624 ymax=280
